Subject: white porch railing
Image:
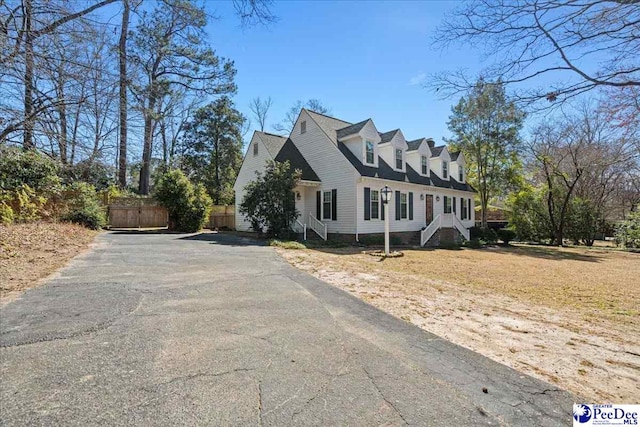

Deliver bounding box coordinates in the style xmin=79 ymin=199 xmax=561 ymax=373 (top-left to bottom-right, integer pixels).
xmin=421 ymin=214 xmax=442 ymax=246
xmin=293 ymin=218 xmax=307 ymax=241
xmin=453 ymin=214 xmax=470 ymax=241
xmin=308 ymin=214 xmax=327 ymax=240
xmin=421 ymin=213 xmax=470 ymax=246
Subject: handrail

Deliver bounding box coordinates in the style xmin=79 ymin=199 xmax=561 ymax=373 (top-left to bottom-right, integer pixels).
xmin=308 ymin=214 xmax=327 ymax=240
xmin=294 ymin=218 xmax=307 ymax=241
xmin=421 ymin=214 xmax=441 ymax=246
xmin=453 ymin=214 xmax=470 ymax=241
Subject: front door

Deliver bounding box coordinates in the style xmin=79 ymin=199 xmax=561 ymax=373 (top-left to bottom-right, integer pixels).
xmin=425 ymin=194 xmax=434 ymax=225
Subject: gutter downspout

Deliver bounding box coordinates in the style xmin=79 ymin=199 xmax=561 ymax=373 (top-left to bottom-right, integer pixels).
xmin=355 ymin=174 xmax=359 ymax=243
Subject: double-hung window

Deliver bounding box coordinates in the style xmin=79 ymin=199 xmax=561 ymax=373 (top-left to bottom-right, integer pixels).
xmin=444 ymin=196 xmax=452 ymax=213
xmin=421 ymin=155 xmax=428 ymax=175
xmin=253 ymin=143 xmax=258 ymax=156
xmin=322 ymin=191 xmax=332 ymax=220
xmin=442 ymin=161 xmax=449 ymax=179
xmin=371 ymin=190 xmax=379 ymax=219
xmin=365 ymin=140 xmax=375 ymax=164
xmin=395 ymin=149 xmax=403 ymax=170
xmin=461 ymin=198 xmax=467 ymax=220
xmin=400 ymin=193 xmax=408 ymax=219
xmin=459 ymin=167 xmax=464 ymax=182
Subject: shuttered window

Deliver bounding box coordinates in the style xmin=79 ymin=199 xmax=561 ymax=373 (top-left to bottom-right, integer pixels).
xmin=323 ymin=191 xmax=331 ymax=220
xmin=400 ymin=193 xmax=408 ymax=219
xmin=461 ymin=198 xmax=467 ymax=220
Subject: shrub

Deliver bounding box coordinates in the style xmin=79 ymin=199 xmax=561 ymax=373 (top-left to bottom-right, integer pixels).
xmin=0 ymin=202 xmax=14 ymax=225
xmin=615 ymin=207 xmax=640 ymax=249
xmin=496 ymin=228 xmax=516 ymax=245
xmin=153 ymin=169 xmax=212 ymax=232
xmin=240 ymin=161 xmax=301 ymax=238
xmin=0 ymin=184 xmax=47 ymax=223
xmin=469 ymin=226 xmax=498 ymax=244
xmin=0 ymin=146 xmax=61 ymax=193
xmin=464 ymin=238 xmax=483 ymax=249
xmin=60 ymin=182 xmax=106 ymax=230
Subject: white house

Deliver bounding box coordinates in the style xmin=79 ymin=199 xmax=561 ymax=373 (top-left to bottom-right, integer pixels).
xmin=234 ymin=109 xmax=475 ymax=246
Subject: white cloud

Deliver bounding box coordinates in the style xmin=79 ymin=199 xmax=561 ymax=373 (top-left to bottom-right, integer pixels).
xmin=409 ymin=73 xmax=427 ymax=86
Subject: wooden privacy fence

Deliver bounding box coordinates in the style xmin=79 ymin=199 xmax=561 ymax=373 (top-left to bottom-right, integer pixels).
xmin=209 ymin=205 xmax=235 ymax=230
xmin=108 ymin=197 xmax=168 ymax=228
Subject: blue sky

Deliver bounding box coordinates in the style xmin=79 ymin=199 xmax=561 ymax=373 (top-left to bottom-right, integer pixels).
xmin=204 ymin=1 xmax=480 ymax=145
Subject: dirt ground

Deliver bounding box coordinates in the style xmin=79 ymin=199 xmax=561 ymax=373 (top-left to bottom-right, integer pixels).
xmin=277 ymin=244 xmax=640 ymax=403
xmin=0 ymin=222 xmax=97 ymax=305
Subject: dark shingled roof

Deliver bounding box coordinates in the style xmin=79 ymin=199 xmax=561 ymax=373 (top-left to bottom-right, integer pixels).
xmin=338 ymin=142 xmax=475 ymax=192
xmin=426 ymin=138 xmax=435 ymax=148
xmin=274 ymin=138 xmax=320 ymax=182
xmin=336 ymin=119 xmax=369 ymax=139
xmin=378 ymin=129 xmax=399 ymax=144
xmin=407 ymin=139 xmax=425 ymax=151
xmin=430 ymin=145 xmax=444 ymax=157
xmin=450 ymin=151 xmax=461 ymax=161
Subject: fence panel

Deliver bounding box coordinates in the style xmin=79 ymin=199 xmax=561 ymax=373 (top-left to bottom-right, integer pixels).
xmin=209 ymin=205 xmax=235 ymax=230
xmin=108 ymin=198 xmax=168 ymax=228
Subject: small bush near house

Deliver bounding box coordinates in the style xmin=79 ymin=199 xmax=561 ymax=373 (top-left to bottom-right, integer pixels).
xmin=615 ymin=207 xmax=640 ymax=249
xmin=464 ymin=238 xmax=483 ymax=249
xmin=470 ymin=226 xmax=498 ymax=244
xmin=496 ymin=228 xmax=517 ymax=245
xmin=240 ymin=160 xmax=301 ymax=238
xmin=153 ymin=169 xmax=212 ymax=232
xmin=60 ymin=182 xmax=106 ymax=230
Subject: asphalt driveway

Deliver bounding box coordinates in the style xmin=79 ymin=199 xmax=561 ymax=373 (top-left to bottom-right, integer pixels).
xmin=0 ymin=232 xmax=574 ymax=426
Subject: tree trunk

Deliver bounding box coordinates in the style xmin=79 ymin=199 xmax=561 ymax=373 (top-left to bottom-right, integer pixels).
xmin=23 ymin=0 xmax=34 ymax=149
xmin=56 ymin=75 xmax=68 ymax=164
xmin=118 ymin=0 xmax=130 ymax=188
xmin=139 ymin=95 xmax=156 ymax=195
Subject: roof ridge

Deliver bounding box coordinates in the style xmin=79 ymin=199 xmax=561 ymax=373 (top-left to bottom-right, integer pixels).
xmin=257 ymin=131 xmax=286 ymax=138
xmin=304 ymin=108 xmax=352 ymax=125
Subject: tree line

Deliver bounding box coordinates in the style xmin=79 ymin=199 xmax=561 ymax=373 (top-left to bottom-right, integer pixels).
xmin=439 ymin=0 xmax=639 ymax=246
xmin=1 ymin=0 xmax=274 ymax=201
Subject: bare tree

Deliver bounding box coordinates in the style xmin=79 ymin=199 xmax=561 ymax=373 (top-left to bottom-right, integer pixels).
xmin=0 ymin=0 xmax=118 ymax=148
xmin=430 ymin=0 xmax=640 ymax=109
xmin=249 ymin=96 xmax=272 ymax=131
xmin=273 ymin=99 xmax=330 ymax=134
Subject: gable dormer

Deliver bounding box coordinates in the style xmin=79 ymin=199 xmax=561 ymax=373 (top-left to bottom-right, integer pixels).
xmin=450 ymin=151 xmax=466 ymax=183
xmin=378 ymin=129 xmax=408 ymax=172
xmin=337 ymin=119 xmax=381 ymax=167
xmin=406 ymin=138 xmax=432 ymax=177
xmin=430 ymin=145 xmax=451 ymax=180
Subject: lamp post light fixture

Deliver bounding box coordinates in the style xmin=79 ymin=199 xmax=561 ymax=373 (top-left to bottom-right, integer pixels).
xmin=380 ymin=186 xmax=392 ymax=256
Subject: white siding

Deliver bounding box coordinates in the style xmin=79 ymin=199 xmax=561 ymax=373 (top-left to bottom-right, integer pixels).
xmin=233 ymin=133 xmax=276 ymax=231
xmin=356 ymin=179 xmax=476 ymax=234
xmin=291 ymin=110 xmax=359 ymax=235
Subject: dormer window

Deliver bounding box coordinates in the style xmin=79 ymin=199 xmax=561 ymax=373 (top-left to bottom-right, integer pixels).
xmin=365 ymin=140 xmax=374 ymax=164
xmin=442 ymin=161 xmax=449 ymax=179
xmin=301 ymin=121 xmax=307 ymax=134
xmin=421 ymin=155 xmax=428 ymax=175
xmin=395 ymin=149 xmax=403 ymax=170
xmin=253 ymin=142 xmax=258 ymax=156
xmin=459 ymin=167 xmax=464 ymax=182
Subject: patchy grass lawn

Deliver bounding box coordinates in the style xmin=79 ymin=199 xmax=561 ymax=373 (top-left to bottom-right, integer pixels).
xmin=277 ymin=243 xmax=640 ymax=403
xmin=0 ymin=222 xmax=97 ymax=305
